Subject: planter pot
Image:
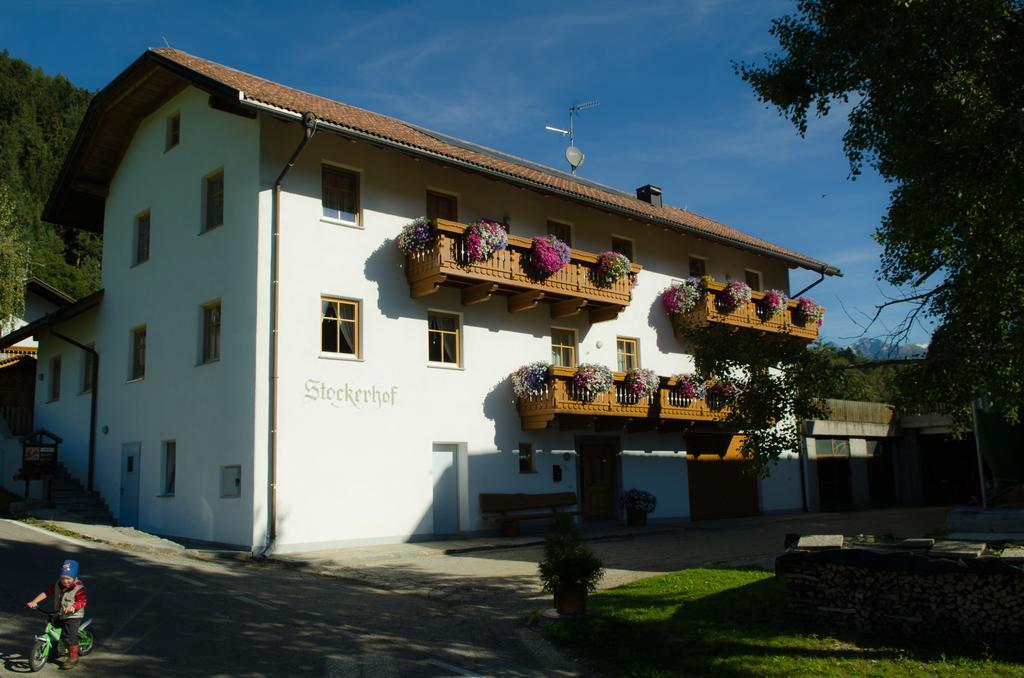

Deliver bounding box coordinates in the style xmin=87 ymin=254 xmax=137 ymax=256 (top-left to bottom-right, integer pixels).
xmin=554 ymin=584 xmax=588 ymax=616
xmin=626 ymin=507 xmax=648 ymax=527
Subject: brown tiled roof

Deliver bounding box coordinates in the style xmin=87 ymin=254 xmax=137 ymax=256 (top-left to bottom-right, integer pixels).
xmin=63 ymin=47 xmax=839 ymax=275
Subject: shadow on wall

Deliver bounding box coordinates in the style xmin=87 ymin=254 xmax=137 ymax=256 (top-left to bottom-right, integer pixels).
xmin=363 ymin=237 xmax=410 ymax=321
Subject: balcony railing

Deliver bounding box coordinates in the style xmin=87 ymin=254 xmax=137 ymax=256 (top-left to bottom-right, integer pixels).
xmin=671 ymin=281 xmax=821 ymax=342
xmin=405 ymin=219 xmax=642 ymax=323
xmin=517 ymin=367 xmax=729 ymax=431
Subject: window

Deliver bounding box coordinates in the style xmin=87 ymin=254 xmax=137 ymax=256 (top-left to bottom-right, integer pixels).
xmin=203 ymin=170 xmax=224 ymax=232
xmin=611 ymin=236 xmax=634 ymax=261
xmin=161 ymin=441 xmax=176 ymax=496
xmin=428 ymin=311 xmax=461 ymax=365
xmin=616 ymin=337 xmax=639 ymax=372
xmin=426 ymin=190 xmax=458 ymax=222
xmin=133 ymin=211 xmax=150 ymax=265
xmin=49 ymin=356 xmax=61 ymax=402
xmin=220 ymin=465 xmax=241 ymax=498
xmin=130 ymin=326 xmax=146 ymax=380
xmin=165 ymin=113 xmax=180 ymax=151
xmin=745 ymin=270 xmax=762 ymax=292
xmin=547 ymin=220 xmax=572 ymax=247
xmin=81 ymin=345 xmax=95 ymax=393
xmin=321 ymin=297 xmax=360 ymax=357
xmin=865 ymin=439 xmax=887 ymax=457
xmin=814 ymin=438 xmax=851 ymax=458
xmin=519 ymin=443 xmax=535 ymax=473
xmin=551 ymin=328 xmax=577 ymax=367
xmin=201 ymin=302 xmax=221 ymax=364
xmin=688 ymin=255 xmax=707 ymax=278
xmin=322 ymin=166 xmax=360 ymax=224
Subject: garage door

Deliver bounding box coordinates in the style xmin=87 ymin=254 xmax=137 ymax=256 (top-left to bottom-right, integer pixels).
xmin=686 ymin=434 xmax=760 ymax=521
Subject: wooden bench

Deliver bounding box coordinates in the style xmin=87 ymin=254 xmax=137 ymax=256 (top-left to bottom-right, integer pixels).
xmin=479 ymin=492 xmax=579 ymax=537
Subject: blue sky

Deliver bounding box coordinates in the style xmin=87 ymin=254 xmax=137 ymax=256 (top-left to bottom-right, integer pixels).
xmin=1 ymin=0 xmax=931 ymax=346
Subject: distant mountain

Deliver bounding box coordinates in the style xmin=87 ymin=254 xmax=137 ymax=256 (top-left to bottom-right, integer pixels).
xmin=848 ymin=337 xmax=928 ymax=360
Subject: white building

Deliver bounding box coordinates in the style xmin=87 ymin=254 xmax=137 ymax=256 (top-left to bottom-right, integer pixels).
xmin=2 ymin=49 xmax=839 ymax=552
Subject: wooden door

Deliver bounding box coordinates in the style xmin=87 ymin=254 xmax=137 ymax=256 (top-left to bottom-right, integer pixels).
xmin=579 ymin=444 xmax=617 ymax=520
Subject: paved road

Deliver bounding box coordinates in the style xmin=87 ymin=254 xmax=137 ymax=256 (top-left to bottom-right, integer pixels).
xmin=0 ymin=520 xmax=571 ymax=677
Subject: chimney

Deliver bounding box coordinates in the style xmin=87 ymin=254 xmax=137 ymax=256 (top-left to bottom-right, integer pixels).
xmin=636 ymin=184 xmax=662 ymax=208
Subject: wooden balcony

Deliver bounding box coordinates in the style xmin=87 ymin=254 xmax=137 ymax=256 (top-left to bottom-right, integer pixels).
xmin=405 ymin=219 xmax=642 ymax=323
xmin=672 ymin=281 xmax=821 ymax=342
xmin=517 ymin=367 xmax=729 ymax=431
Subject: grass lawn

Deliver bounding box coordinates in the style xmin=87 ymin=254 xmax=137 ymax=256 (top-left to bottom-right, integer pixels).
xmin=544 ymin=568 xmax=1022 ymax=677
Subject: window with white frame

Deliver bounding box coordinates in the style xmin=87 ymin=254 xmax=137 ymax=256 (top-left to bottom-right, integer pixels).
xmin=130 ymin=326 xmax=146 ymax=380
xmin=201 ymin=302 xmax=221 ymax=364
xmin=133 ymin=210 xmax=150 ymax=266
xmin=165 ymin=113 xmax=180 ymax=151
xmin=322 ymin=165 xmax=359 ymax=224
xmin=744 ymin=269 xmax=762 ymax=292
xmin=203 ymin=170 xmax=224 ymax=232
xmin=49 ymin=356 xmax=61 ymax=402
xmin=161 ymin=440 xmax=176 ymax=496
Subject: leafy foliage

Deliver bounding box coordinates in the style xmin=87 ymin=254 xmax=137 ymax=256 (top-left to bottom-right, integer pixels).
xmin=0 ymin=184 xmax=27 ymax=323
xmin=0 ymin=50 xmax=96 ymax=301
xmin=736 ymin=1 xmax=1024 ymax=425
xmin=538 ymin=514 xmax=604 ymax=593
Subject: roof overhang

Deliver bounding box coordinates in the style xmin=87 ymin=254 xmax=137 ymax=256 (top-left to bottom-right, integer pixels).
xmin=45 ymin=49 xmax=840 ymax=276
xmin=0 ymin=290 xmax=104 ymax=349
xmin=26 ymin=278 xmax=75 ymax=308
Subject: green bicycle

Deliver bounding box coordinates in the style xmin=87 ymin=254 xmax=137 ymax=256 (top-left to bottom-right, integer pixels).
xmin=27 ymin=607 xmax=95 ymax=672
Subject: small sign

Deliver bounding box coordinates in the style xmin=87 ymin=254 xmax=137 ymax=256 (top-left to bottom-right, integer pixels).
xmin=24 ymin=445 xmax=56 ymax=463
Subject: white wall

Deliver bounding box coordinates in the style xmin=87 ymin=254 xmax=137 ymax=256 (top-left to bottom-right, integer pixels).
xmin=261 ymin=121 xmax=795 ymax=550
xmin=759 ymin=452 xmax=804 ymax=513
xmin=86 ymin=86 xmax=260 ymax=546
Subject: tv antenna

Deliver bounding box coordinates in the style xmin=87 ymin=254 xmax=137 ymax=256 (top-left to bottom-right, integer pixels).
xmin=545 ymin=100 xmax=600 ymax=175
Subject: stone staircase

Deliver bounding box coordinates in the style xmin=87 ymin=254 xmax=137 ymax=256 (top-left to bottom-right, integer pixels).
xmin=29 ymin=463 xmax=114 ymax=525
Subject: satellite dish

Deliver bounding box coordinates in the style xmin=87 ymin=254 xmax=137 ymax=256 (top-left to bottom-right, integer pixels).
xmin=565 ymin=145 xmax=585 ymax=170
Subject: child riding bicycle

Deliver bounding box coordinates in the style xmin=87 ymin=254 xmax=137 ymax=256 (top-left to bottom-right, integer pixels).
xmin=26 ymin=559 xmax=88 ymax=670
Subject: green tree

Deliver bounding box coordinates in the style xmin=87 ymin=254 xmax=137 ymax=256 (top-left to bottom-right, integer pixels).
xmin=0 ymin=183 xmax=27 ymax=323
xmin=737 ymin=1 xmax=1024 ymax=425
xmin=0 ymin=50 xmax=96 ymax=299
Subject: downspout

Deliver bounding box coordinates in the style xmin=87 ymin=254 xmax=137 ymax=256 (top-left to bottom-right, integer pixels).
xmin=263 ymin=111 xmax=318 ymax=555
xmin=791 ymin=268 xmax=826 ymax=299
xmin=49 ymin=328 xmax=99 ymax=493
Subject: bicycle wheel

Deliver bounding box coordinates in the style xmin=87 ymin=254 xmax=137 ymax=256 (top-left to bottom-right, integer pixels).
xmin=78 ymin=627 xmax=95 ymax=656
xmin=28 ymin=638 xmax=50 ymax=672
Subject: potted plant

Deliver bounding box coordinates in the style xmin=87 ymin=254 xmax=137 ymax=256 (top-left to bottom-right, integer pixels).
xmin=670 ymin=374 xmax=706 ymax=404
xmin=719 ymin=279 xmax=752 ymax=312
xmin=660 ymin=277 xmax=704 ymax=316
xmin=538 ymin=515 xmax=604 ymax=615
xmin=527 ymin=234 xmax=572 ymax=277
xmin=593 ymin=251 xmax=632 ymax=287
xmin=793 ymin=296 xmax=824 ymax=326
xmin=622 ymin=367 xmax=659 ymax=399
xmin=619 ymin=489 xmax=657 ymax=526
xmin=761 ymin=288 xmax=788 ymax=317
xmin=395 ymin=216 xmax=435 ymax=254
xmin=510 ymin=361 xmax=552 ymax=399
xmin=572 ymin=363 xmax=614 ymax=401
xmin=464 ymin=219 xmax=508 ymax=263
xmin=706 ymin=378 xmax=740 ymax=410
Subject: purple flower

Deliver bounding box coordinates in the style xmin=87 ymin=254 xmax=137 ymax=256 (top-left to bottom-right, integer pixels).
xmin=594 ymin=251 xmax=631 ymax=287
xmin=661 ymin=278 xmax=704 ymax=315
xmin=464 ymin=220 xmax=508 ymax=263
xmin=529 ymin=235 xmax=572 ymax=276
xmin=761 ymin=288 xmax=788 ymax=317
xmin=623 ymin=368 xmax=659 ymax=397
xmin=670 ymin=374 xmax=706 ymax=400
xmin=794 ymin=297 xmax=824 ymax=326
xmin=720 ymin=280 xmax=752 ymax=312
xmin=396 ymin=217 xmax=436 ymax=254
xmin=510 ymin=362 xmax=552 ymax=398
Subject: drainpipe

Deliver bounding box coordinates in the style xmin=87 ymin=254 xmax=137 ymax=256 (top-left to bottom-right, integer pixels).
xmin=791 ymin=268 xmax=826 ymax=299
xmin=263 ymin=111 xmax=318 ymax=556
xmin=49 ymin=328 xmax=99 ymax=493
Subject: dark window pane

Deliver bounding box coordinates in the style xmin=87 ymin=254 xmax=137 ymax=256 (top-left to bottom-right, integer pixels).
xmin=611 ymin=237 xmax=633 ymax=260
xmin=688 ymin=256 xmax=706 ymax=277
xmin=206 ymin=174 xmax=224 ymax=229
xmin=428 ymin=332 xmax=443 ymax=362
xmin=322 ymin=167 xmax=358 ymax=222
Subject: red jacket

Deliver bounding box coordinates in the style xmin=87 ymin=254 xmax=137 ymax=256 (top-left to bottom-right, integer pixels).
xmin=43 ymin=578 xmax=87 ymax=618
